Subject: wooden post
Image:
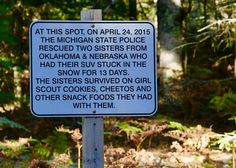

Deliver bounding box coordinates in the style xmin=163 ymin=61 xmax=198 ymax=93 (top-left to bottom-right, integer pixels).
xmin=81 ymin=9 xmax=104 ymax=168
xmin=82 ymin=117 xmax=104 ymax=168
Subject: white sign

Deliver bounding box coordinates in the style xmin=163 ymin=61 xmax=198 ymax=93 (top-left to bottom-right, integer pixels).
xmin=30 ymin=21 xmax=157 ymax=116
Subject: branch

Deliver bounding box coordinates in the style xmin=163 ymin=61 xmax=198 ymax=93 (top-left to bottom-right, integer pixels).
xmin=198 ymin=19 xmax=236 ymax=32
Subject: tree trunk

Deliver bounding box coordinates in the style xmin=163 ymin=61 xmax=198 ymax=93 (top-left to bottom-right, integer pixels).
xmin=234 ymin=41 xmax=236 ymax=77
xmin=129 ymin=0 xmax=137 ymax=20
xmin=158 ymin=0 xmax=183 ymax=84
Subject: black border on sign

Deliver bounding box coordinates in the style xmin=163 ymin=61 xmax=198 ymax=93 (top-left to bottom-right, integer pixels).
xmin=30 ymin=20 xmax=158 ymax=117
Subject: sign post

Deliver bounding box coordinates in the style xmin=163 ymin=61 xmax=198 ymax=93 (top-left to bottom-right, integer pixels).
xmin=29 ymin=9 xmax=157 ymax=168
xmin=81 ymin=9 xmax=104 ymax=168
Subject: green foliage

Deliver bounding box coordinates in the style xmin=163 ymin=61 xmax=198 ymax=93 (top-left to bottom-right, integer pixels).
xmin=203 ymin=163 xmax=215 ymax=168
xmin=210 ymin=21 xmax=236 ymax=52
xmin=0 ymin=116 xmax=29 ymax=132
xmin=32 ymin=130 xmax=69 ymax=159
xmin=0 ymin=2 xmax=11 ymax=15
xmin=0 ymin=93 xmax=15 ymax=104
xmin=0 ymin=1 xmax=18 ymax=46
xmin=0 ymin=56 xmax=15 ymax=105
xmin=211 ymin=131 xmax=236 ymax=152
xmin=180 ymin=0 xmax=236 ymax=79
xmin=209 ymin=91 xmax=236 ymax=117
xmin=168 ymin=121 xmax=188 ymax=131
xmin=33 ymin=142 xmax=51 ymax=159
xmin=118 ymin=121 xmax=143 ymax=136
xmin=188 ymin=65 xmax=213 ymax=79
xmin=0 ymin=159 xmax=14 ymax=168
xmin=43 ymin=130 xmax=69 ymax=154
xmin=0 ymin=56 xmax=13 ymax=69
xmin=229 ymin=116 xmax=236 ymax=124
xmin=0 ymin=138 xmax=30 ymax=159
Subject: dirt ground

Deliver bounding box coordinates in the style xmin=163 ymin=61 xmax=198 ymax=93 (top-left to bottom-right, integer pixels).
xmin=103 ymin=118 xmax=234 ymax=168
xmin=104 ymin=146 xmax=233 ymax=168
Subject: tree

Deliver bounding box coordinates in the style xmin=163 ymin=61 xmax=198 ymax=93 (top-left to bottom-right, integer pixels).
xmin=158 ymin=0 xmax=183 ymax=84
xmin=129 ymin=0 xmax=137 ymax=20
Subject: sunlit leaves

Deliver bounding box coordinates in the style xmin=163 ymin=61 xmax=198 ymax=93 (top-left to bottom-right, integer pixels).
xmin=0 ymin=138 xmax=30 ymax=158
xmin=212 ymin=131 xmax=236 ymax=152
xmin=168 ymin=121 xmax=188 ymax=131
xmin=118 ymin=121 xmax=143 ymax=140
xmin=0 ymin=56 xmax=13 ymax=69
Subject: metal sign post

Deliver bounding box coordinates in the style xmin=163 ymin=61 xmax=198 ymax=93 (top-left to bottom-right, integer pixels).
xmin=81 ymin=9 xmax=104 ymax=168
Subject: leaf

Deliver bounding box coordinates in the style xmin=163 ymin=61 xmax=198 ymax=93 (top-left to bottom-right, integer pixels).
xmin=42 ymin=130 xmax=69 ymax=154
xmin=188 ymin=65 xmax=213 ymax=79
xmin=0 ymin=18 xmax=18 ymax=46
xmin=0 ymin=138 xmax=29 ymax=158
xmin=34 ymin=143 xmax=51 ymax=158
xmin=212 ymin=131 xmax=236 ymax=152
xmin=0 ymin=92 xmax=15 ymax=104
xmin=168 ymin=121 xmax=188 ymax=131
xmin=228 ymin=116 xmax=236 ymax=124
xmin=209 ymin=91 xmax=236 ymax=115
xmin=0 ymin=117 xmax=29 ymax=132
xmin=0 ymin=56 xmax=13 ymax=69
xmin=0 ymin=2 xmax=11 ymax=15
xmin=118 ymin=122 xmax=143 ymax=136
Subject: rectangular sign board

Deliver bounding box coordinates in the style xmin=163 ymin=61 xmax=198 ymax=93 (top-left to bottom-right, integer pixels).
xmin=30 ymin=20 xmax=157 ymax=116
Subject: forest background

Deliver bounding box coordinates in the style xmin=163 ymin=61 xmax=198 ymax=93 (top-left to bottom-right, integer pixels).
xmin=0 ymin=0 xmax=235 ymax=167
